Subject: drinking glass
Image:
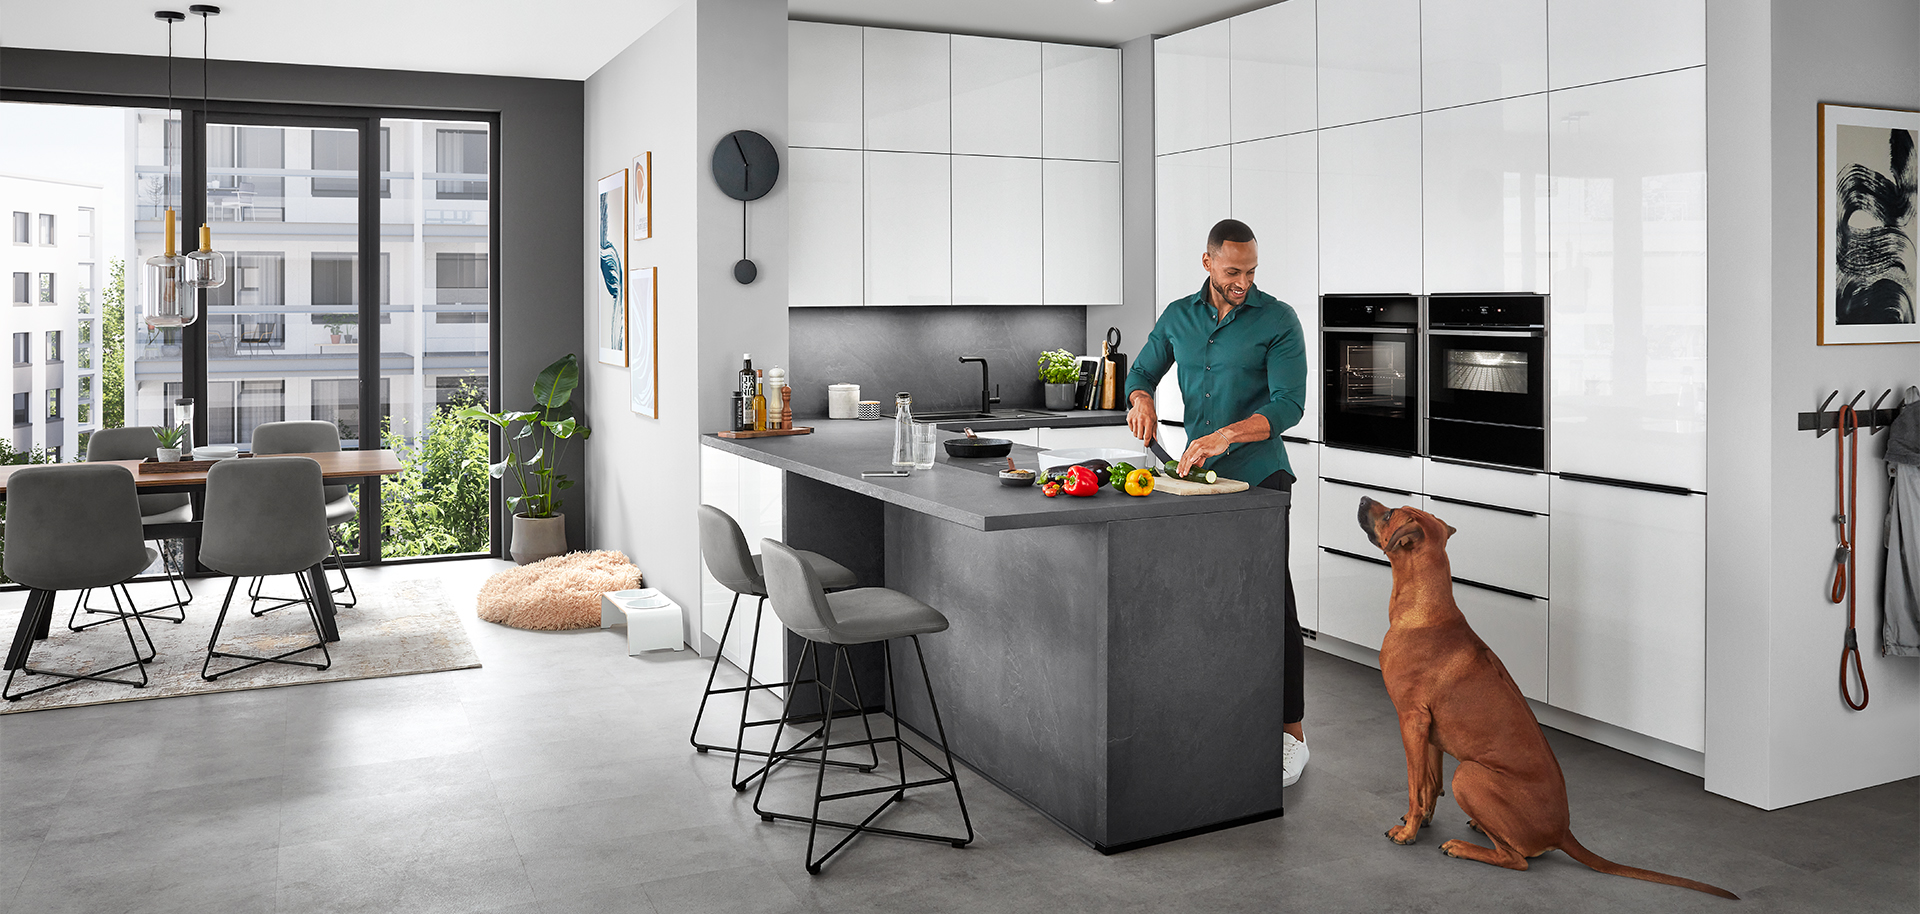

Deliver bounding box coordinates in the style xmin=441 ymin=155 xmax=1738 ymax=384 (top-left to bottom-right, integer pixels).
xmin=911 ymin=422 xmax=937 ymax=469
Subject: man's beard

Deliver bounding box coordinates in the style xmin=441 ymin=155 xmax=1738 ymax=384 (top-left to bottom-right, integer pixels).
xmin=1210 ymin=278 xmax=1245 ymax=307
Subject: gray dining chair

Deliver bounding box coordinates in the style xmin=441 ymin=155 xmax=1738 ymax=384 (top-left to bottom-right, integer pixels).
xmin=4 ymin=464 xmax=159 ymax=700
xmin=76 ymin=425 xmax=195 ymax=623
xmin=250 ymin=419 xmax=357 ymax=609
xmin=198 ymin=456 xmax=334 ymax=680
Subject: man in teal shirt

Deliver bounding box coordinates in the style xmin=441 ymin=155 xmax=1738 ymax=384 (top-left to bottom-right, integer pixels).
xmin=1124 ymin=218 xmax=1312 ymax=786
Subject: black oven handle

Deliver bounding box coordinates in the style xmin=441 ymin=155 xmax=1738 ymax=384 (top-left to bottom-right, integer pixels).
xmin=1427 ymin=328 xmax=1543 ymax=338
xmin=1324 ymin=326 xmax=1415 ymax=334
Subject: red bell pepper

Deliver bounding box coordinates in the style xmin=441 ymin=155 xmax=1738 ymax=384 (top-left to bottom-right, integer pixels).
xmin=1062 ymin=464 xmax=1100 ymax=497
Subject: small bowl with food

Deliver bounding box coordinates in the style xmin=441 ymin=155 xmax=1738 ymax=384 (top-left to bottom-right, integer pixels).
xmin=996 ymin=456 xmax=1036 ymax=487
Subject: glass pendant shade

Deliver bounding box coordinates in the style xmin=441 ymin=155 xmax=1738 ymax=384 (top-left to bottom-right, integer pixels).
xmin=186 ymin=224 xmax=226 ymax=289
xmin=144 ymin=209 xmax=197 ymax=328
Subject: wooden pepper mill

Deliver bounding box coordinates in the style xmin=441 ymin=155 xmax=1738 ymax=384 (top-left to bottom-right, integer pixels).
xmin=780 ymin=386 xmax=793 ymax=430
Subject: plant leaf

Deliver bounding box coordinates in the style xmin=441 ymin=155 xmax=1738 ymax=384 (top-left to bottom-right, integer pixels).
xmin=531 ymin=354 xmax=580 ymax=410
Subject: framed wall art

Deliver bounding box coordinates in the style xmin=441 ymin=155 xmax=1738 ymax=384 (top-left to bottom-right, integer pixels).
xmin=629 ymin=266 xmax=658 ymax=418
xmin=632 ymin=151 xmax=652 ymax=243
xmin=596 ymin=168 xmax=629 ymax=366
xmin=1819 ymin=103 xmax=1919 ymax=345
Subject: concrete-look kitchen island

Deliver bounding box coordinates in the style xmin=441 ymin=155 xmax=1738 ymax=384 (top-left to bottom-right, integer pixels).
xmin=703 ymin=421 xmax=1291 ymax=851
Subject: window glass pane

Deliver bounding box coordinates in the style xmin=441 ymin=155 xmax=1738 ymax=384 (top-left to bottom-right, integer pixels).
xmin=11 ymin=333 xmax=26 ymax=364
xmin=38 ymin=213 xmax=55 ymax=245
xmin=46 ymin=331 xmax=60 ymax=362
xmin=434 ymin=129 xmax=488 ymax=200
xmin=10 ymin=212 xmax=26 ymax=243
xmin=38 ymin=273 xmax=54 ymax=303
xmin=12 ymin=272 xmax=27 ymax=303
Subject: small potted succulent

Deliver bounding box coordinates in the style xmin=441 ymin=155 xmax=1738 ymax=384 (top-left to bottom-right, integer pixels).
xmin=1038 ymin=348 xmax=1080 ymax=411
xmin=154 ymin=424 xmax=186 ymax=462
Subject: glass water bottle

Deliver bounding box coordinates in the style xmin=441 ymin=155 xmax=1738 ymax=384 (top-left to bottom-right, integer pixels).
xmin=891 ymin=392 xmax=914 ymax=467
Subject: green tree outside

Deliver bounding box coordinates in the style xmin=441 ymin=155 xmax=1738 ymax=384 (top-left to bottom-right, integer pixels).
xmin=102 ymin=258 xmax=127 ymax=431
xmin=337 ymin=383 xmax=493 ymax=559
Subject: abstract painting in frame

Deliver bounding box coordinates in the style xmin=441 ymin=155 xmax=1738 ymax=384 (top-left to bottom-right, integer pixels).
xmin=632 ymin=151 xmax=652 ymax=243
xmin=1820 ymin=103 xmax=1920 ymax=345
xmin=629 ymin=267 xmax=659 ymax=418
xmin=596 ymin=168 xmax=629 ymax=366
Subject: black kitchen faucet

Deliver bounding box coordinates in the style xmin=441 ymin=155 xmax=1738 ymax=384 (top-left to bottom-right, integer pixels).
xmin=958 ymin=355 xmax=1000 ymax=416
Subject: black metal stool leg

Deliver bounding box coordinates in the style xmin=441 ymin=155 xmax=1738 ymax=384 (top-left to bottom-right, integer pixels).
xmin=690 ymin=592 xmax=744 ymax=753
xmin=752 ymin=640 xmax=814 ymax=815
xmin=911 ymin=635 xmax=974 ymax=846
xmin=326 ymin=534 xmax=357 ymax=608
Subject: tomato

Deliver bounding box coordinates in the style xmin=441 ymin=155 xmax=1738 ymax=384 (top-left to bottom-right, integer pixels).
xmin=1041 ymin=481 xmax=1063 ymax=498
xmin=1124 ymin=468 xmax=1155 ymax=497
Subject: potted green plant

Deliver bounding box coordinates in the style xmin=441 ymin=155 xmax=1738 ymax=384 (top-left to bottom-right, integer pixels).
xmin=154 ymin=424 xmax=186 ymax=462
xmin=457 ymin=353 xmax=592 ymax=564
xmin=1039 ymin=348 xmax=1080 ymax=411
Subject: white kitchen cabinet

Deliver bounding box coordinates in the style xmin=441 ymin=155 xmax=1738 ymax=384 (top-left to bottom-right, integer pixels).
xmin=1228 ymin=0 xmax=1317 ymax=143
xmin=1232 ymin=132 xmax=1320 ymax=436
xmin=1318 ymin=115 xmax=1422 ymax=294
xmin=1321 ymin=445 xmax=1422 ymax=493
xmin=1043 ymin=43 xmax=1121 ymax=162
xmin=1423 ymin=459 xmax=1549 ymax=514
xmin=699 ymin=447 xmax=787 ymax=679
xmin=1284 ymin=439 xmax=1320 ymax=633
xmin=1421 ymin=495 xmax=1549 ymax=598
xmin=1032 ymin=425 xmax=1149 ymax=452
xmin=1420 ymin=0 xmax=1547 ymax=110
xmin=789 ymin=21 xmax=864 ymax=149
xmin=1042 ymin=159 xmax=1122 ymax=306
xmin=1153 ymin=20 xmax=1230 ymax=155
xmin=1548 ymin=0 xmax=1704 ymax=90
xmin=865 ymin=28 xmax=950 ymax=153
xmin=1547 ymin=70 xmax=1706 ymax=490
xmin=952 ymin=35 xmax=1042 ymax=158
xmin=1452 ymin=583 xmax=1549 ymax=702
xmin=1422 ymin=95 xmax=1550 ymax=294
xmin=1153 ymin=145 xmax=1232 ymax=424
xmin=1316 ymin=0 xmax=1421 ymax=127
xmin=1319 ymin=479 xmax=1418 ymax=559
xmin=1547 ymin=477 xmax=1706 ymax=752
xmin=953 ymin=155 xmax=1043 ymax=305
xmin=788 ymin=147 xmax=865 ymax=307
xmin=1317 ymin=550 xmax=1392 ymax=651
xmin=866 ymin=151 xmax=951 ymax=305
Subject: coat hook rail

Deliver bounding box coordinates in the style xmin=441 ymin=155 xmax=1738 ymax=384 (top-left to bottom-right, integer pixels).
xmin=1798 ymin=388 xmax=1911 ymax=436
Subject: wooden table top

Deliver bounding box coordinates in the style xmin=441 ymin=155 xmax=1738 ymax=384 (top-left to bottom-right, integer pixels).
xmin=0 ymin=450 xmax=403 ymax=492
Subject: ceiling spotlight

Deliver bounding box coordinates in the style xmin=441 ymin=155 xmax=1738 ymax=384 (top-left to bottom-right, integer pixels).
xmin=1097 ymin=0 xmax=1114 ymax=4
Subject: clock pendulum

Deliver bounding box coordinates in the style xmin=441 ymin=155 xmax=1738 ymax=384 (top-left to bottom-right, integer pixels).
xmin=710 ymin=129 xmax=780 ymax=284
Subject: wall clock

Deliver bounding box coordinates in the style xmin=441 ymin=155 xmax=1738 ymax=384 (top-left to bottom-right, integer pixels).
xmin=711 ymin=129 xmax=780 ymax=284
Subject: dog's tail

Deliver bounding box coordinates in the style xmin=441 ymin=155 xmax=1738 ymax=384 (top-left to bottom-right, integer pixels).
xmin=1559 ymin=834 xmax=1739 ymax=899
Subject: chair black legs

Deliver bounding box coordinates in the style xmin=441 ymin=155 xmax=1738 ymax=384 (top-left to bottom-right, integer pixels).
xmin=246 ymin=533 xmax=356 ymax=617
xmin=202 ymin=573 xmax=331 ymax=681
xmin=5 ymin=588 xmax=151 ymax=701
xmin=68 ymin=542 xmax=192 ymax=630
xmin=751 ymin=637 xmax=974 ymax=875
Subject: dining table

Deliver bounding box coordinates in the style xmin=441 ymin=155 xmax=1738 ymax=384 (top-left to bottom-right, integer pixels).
xmin=0 ymin=450 xmax=404 ymax=642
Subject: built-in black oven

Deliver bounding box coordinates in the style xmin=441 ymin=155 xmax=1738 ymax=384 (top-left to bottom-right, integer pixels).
xmin=1425 ymin=294 xmax=1547 ymax=469
xmin=1322 ymin=295 xmax=1420 ymax=455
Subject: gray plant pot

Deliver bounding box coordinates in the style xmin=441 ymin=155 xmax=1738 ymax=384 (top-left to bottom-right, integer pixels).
xmin=1044 ymin=382 xmax=1077 ymax=411
xmin=510 ymin=512 xmax=568 ymax=565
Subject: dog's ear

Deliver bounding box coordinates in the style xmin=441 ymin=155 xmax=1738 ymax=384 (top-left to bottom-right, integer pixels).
xmin=1385 ymin=523 xmax=1426 ymax=553
xmin=1445 ymin=523 xmax=1458 ymax=537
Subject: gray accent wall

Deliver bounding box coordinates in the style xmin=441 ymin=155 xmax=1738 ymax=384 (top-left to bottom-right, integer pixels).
xmin=788 ymin=306 xmax=1086 ymax=417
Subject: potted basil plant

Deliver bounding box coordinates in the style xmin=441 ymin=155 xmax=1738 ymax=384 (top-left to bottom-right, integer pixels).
xmin=1039 ymin=348 xmax=1080 ymax=411
xmin=154 ymin=424 xmax=186 ymax=462
xmin=458 ymin=353 xmax=592 ymax=564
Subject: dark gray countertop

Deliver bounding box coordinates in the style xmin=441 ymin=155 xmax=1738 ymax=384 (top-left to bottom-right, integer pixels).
xmin=702 ymin=420 xmax=1288 ymax=532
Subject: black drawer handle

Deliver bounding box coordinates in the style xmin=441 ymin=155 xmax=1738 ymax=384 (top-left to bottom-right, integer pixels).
xmin=1321 ymin=477 xmax=1418 ymax=498
xmin=1321 ymin=546 xmax=1390 ymax=567
xmin=1451 ymin=576 xmax=1546 ymax=602
xmin=1428 ymin=494 xmax=1541 ymax=517
xmin=1556 ymin=472 xmax=1698 ymax=497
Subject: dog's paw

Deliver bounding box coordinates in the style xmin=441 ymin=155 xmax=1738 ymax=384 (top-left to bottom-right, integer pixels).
xmin=1440 ymin=840 xmax=1462 ymax=858
xmin=1466 ymin=819 xmax=1484 ymax=835
xmin=1386 ymin=823 xmax=1421 ymax=845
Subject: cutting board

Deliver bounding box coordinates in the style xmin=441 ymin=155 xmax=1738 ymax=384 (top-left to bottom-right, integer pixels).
xmin=1153 ymin=474 xmax=1251 ymax=496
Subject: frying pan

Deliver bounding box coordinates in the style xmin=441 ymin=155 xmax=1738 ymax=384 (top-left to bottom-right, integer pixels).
xmin=944 ymin=428 xmax=1012 ymax=458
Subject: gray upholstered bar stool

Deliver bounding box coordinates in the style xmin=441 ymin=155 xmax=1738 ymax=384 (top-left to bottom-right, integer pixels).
xmin=4 ymin=464 xmax=158 ymax=700
xmin=751 ymin=538 xmax=974 ymax=875
xmin=75 ymin=425 xmax=196 ymax=624
xmin=251 ymin=420 xmax=357 ymax=608
xmin=693 ymin=505 xmax=870 ymax=790
xmin=198 ymin=456 xmax=334 ymax=680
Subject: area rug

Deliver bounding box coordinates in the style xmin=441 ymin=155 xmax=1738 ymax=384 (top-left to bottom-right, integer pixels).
xmin=476 ymin=550 xmax=642 ymax=630
xmin=0 ymin=578 xmax=481 ymax=714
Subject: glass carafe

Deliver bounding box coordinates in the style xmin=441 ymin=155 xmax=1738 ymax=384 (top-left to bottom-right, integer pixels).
xmin=891 ymin=392 xmax=914 ymax=467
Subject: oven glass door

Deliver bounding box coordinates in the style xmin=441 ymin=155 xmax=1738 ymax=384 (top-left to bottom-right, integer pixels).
xmin=1426 ymin=331 xmax=1545 ymax=467
xmin=1323 ymin=328 xmax=1418 ymax=454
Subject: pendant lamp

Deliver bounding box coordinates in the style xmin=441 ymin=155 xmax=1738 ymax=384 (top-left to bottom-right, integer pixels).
xmin=144 ymin=10 xmax=194 ymax=329
xmin=184 ymin=5 xmax=226 ymax=291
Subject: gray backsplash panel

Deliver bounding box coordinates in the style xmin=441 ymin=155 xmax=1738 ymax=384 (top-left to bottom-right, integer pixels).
xmin=788 ymin=306 xmax=1088 ymax=416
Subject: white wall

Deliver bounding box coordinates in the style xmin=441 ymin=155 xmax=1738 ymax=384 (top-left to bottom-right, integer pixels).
xmin=584 ymin=0 xmax=789 ymax=647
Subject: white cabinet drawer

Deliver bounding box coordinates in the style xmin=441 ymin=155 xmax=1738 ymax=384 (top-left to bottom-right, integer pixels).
xmin=1320 ymin=479 xmax=1418 ymax=559
xmin=1318 ymin=549 xmax=1392 ymax=651
xmin=1423 ymin=459 xmax=1549 ymax=514
xmin=1421 ymin=496 xmax=1548 ymax=598
xmin=1321 ymin=446 xmax=1422 ymax=493
xmin=1452 ymin=582 xmax=1548 ymax=702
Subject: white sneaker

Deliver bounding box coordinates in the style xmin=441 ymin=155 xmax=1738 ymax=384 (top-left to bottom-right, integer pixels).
xmin=1282 ymin=733 xmax=1309 ymax=788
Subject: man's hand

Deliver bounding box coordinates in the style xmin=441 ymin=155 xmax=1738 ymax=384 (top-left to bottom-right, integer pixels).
xmin=1178 ymin=429 xmax=1233 ymax=476
xmin=1127 ymin=391 xmax=1158 ymax=446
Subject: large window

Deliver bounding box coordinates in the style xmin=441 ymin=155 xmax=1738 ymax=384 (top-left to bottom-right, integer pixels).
xmin=208 ymin=125 xmax=286 ymax=221
xmin=312 ymin=127 xmax=389 ymax=197
xmin=237 ymin=380 xmax=284 ymax=437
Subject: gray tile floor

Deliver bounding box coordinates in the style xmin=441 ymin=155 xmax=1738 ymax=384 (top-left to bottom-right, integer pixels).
xmin=2 ymin=559 xmax=1914 ymax=913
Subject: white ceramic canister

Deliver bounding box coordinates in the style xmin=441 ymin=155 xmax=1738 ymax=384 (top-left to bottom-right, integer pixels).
xmin=827 ymin=383 xmax=861 ymax=419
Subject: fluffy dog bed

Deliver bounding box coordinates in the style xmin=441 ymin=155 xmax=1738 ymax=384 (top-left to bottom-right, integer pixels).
xmin=477 ymin=550 xmax=643 ymax=630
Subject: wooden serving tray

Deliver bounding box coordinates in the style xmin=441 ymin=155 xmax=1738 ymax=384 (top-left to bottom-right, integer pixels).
xmin=717 ymin=427 xmax=814 ymax=439
xmin=139 ymin=454 xmax=251 ymax=474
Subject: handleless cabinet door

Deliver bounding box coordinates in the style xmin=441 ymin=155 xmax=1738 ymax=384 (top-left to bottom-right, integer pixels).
xmin=865 ymin=28 xmax=950 ymax=153
xmin=1319 ymin=479 xmax=1418 ymax=560
xmin=1043 ymin=159 xmax=1122 ymax=306
xmin=1319 ymin=115 xmax=1422 ymax=294
xmin=1229 ymin=0 xmax=1317 ymax=143
xmin=1154 ymin=21 xmax=1230 ymax=155
xmin=1232 ymin=133 xmax=1320 ymax=434
xmin=1285 ymin=439 xmax=1321 ymax=634
xmin=1153 ymin=145 xmax=1232 ymax=424
xmin=1421 ymin=496 xmax=1549 ymax=598
xmin=790 ymin=22 xmax=864 ymax=149
xmin=1423 ymin=95 xmax=1550 ymax=294
xmin=788 ymin=147 xmax=864 ymax=307
xmin=1452 ymin=583 xmax=1549 ymax=702
xmin=866 ymin=151 xmax=951 ymax=305
xmin=1317 ymin=0 xmax=1421 ymax=128
xmin=953 ymin=155 xmax=1043 ymax=305
xmin=952 ymin=35 xmax=1042 ymax=158
xmin=1318 ymin=550 xmax=1392 ymax=651
xmin=1548 ymin=0 xmax=1704 ymax=90
xmin=1420 ymin=0 xmax=1547 ymax=110
xmin=1547 ymin=70 xmax=1706 ymax=489
xmin=1043 ymin=44 xmax=1121 ymax=162
xmin=1547 ymin=478 xmax=1705 ymax=751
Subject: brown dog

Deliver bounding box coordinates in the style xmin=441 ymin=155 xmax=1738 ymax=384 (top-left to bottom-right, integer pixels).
xmin=1358 ymin=497 xmax=1737 ymax=899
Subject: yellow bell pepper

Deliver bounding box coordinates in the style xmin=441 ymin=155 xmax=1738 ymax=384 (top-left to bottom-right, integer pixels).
xmin=1124 ymin=468 xmax=1155 ymax=497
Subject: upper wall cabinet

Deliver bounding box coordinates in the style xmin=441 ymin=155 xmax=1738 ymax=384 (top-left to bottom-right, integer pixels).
xmin=867 ymin=151 xmax=951 ymax=305
xmin=1317 ymin=0 xmax=1421 ymax=128
xmin=788 ymin=147 xmax=864 ymax=307
xmin=953 ymin=156 xmax=1043 ymax=304
xmin=1043 ymin=159 xmax=1122 ymax=306
xmin=1547 ymin=0 xmax=1704 ymax=90
xmin=1232 ymin=132 xmax=1320 ymax=435
xmin=865 ymin=28 xmax=950 ymax=153
xmin=1420 ymin=0 xmax=1547 ymax=109
xmin=1229 ymin=0 xmax=1316 ymax=143
xmin=1155 ymin=145 xmax=1233 ymax=312
xmin=790 ymin=22 xmax=864 ymax=149
xmin=1318 ymin=115 xmax=1422 ymax=294
xmin=1548 ymin=69 xmax=1706 ymax=490
xmin=1043 ymin=44 xmax=1122 ymax=162
xmin=952 ymin=36 xmax=1042 ymax=158
xmin=1423 ymin=94 xmax=1549 ymax=294
xmin=1154 ymin=20 xmax=1230 ymax=155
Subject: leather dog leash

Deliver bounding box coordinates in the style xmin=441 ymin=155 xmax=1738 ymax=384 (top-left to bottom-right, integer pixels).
xmin=1829 ymin=404 xmax=1869 ymax=711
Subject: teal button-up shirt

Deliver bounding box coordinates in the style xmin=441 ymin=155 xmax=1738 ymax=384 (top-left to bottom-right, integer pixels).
xmin=1124 ymin=281 xmax=1307 ymax=483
